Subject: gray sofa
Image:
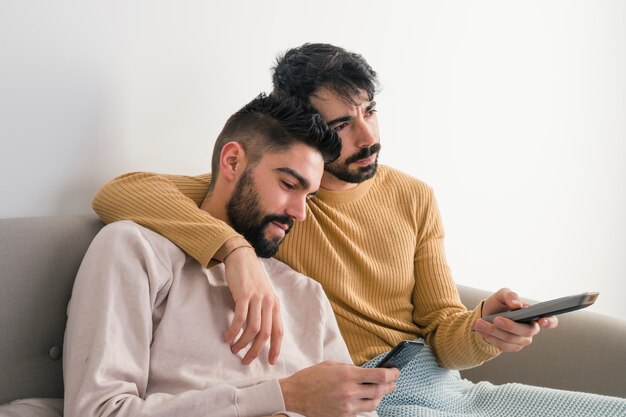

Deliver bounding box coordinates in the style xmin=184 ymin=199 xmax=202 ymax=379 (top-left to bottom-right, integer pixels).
xmin=1 ymin=216 xmax=625 ymax=412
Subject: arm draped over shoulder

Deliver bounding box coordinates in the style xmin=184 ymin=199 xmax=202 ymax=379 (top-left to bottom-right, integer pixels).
xmin=91 ymin=168 xmax=500 ymax=369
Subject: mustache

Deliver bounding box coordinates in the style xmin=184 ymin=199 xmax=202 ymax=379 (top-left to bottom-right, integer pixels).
xmin=262 ymin=214 xmax=294 ymax=234
xmin=345 ymin=143 xmax=381 ymax=165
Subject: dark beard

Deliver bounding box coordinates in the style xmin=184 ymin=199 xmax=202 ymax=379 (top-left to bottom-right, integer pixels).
xmin=226 ymin=169 xmax=293 ymax=258
xmin=324 ymin=143 xmax=381 ymax=184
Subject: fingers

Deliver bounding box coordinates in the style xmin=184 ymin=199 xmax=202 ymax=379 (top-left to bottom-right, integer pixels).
xmin=483 ymin=288 xmax=522 ymax=317
xmin=222 ymin=247 xmax=284 ymax=364
xmin=241 ymin=298 xmax=274 ymax=365
xmin=492 ymin=317 xmax=540 ymax=337
xmin=341 ymin=369 xmax=398 ymax=414
xmin=356 ymin=398 xmax=384 ymax=414
xmin=474 ymin=317 xmax=540 ymax=352
xmin=224 ymin=251 xmax=283 ymax=364
xmin=280 ymin=362 xmax=397 ymax=416
xmin=268 ymin=302 xmax=284 ymax=365
xmin=225 ymin=300 xmax=249 ymax=344
xmin=358 ymin=367 xmax=400 ymax=385
xmin=231 ymin=297 xmax=261 ymax=355
xmin=230 ymin=296 xmax=283 ymax=365
xmin=353 ymin=371 xmax=397 ymax=414
xmin=359 ymin=380 xmax=397 ymax=398
xmin=538 ymin=315 xmax=559 ymax=328
xmin=495 ymin=288 xmax=523 ymax=310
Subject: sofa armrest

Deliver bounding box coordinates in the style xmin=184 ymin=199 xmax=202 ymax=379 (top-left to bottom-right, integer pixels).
xmin=458 ymin=285 xmax=626 ymax=398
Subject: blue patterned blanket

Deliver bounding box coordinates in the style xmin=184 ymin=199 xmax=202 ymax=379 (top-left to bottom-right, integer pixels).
xmin=364 ymin=340 xmax=626 ymax=417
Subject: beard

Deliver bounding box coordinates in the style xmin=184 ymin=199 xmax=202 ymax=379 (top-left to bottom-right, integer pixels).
xmin=226 ymin=168 xmax=293 ymax=258
xmin=324 ymin=143 xmax=381 ymax=184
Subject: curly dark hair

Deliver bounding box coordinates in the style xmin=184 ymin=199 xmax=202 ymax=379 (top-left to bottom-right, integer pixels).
xmin=272 ymin=43 xmax=380 ymax=104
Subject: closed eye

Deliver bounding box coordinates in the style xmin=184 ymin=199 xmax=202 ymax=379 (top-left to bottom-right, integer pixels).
xmin=281 ymin=180 xmax=296 ymax=190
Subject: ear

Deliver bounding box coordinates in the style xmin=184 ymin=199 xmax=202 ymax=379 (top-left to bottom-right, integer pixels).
xmin=219 ymin=141 xmax=246 ymax=182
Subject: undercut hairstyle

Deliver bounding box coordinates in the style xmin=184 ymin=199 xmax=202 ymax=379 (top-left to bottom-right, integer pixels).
xmin=272 ymin=43 xmax=380 ymax=104
xmin=209 ymin=93 xmax=341 ymax=189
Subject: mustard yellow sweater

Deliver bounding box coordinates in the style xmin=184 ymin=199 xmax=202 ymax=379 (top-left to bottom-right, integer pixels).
xmin=93 ymin=165 xmax=500 ymax=369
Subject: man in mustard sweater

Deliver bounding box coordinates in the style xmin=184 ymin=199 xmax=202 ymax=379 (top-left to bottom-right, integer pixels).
xmin=91 ymin=44 xmax=626 ymax=415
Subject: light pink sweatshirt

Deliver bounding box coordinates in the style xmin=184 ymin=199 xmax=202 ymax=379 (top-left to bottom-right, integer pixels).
xmin=63 ymin=221 xmax=377 ymax=417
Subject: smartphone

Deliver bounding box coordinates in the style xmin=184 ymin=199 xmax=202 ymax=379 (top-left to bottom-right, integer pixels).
xmin=482 ymin=292 xmax=599 ymax=324
xmin=376 ymin=340 xmax=424 ymax=370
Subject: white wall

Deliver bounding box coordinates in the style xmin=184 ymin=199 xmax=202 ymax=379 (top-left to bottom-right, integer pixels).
xmin=1 ymin=1 xmax=624 ymax=319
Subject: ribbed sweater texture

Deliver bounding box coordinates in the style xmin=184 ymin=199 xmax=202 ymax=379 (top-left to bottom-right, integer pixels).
xmin=93 ymin=165 xmax=500 ymax=369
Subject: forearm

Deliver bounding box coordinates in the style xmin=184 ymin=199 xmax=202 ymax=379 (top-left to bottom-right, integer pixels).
xmin=65 ymin=379 xmax=286 ymax=417
xmin=420 ymin=302 xmax=500 ymax=370
xmin=412 ymin=257 xmax=499 ymax=370
xmin=92 ymin=172 xmax=240 ymax=266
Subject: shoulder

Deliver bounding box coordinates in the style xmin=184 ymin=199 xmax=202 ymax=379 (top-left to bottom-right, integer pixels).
xmin=372 ymin=165 xmax=437 ymax=208
xmin=260 ymin=258 xmax=327 ymax=298
xmin=78 ymin=221 xmax=186 ymax=294
xmin=375 ymin=165 xmax=433 ymax=195
xmin=95 ymin=221 xmax=187 ymax=267
xmin=163 ymin=172 xmax=212 ymax=185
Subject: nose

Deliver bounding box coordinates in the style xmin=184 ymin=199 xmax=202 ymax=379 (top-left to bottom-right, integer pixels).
xmin=285 ymin=196 xmax=307 ymax=223
xmin=354 ymin=117 xmax=377 ymax=148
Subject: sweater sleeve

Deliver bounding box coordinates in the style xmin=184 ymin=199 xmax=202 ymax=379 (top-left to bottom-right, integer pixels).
xmin=63 ymin=222 xmax=286 ymax=417
xmin=412 ymin=188 xmax=501 ymax=370
xmin=92 ymin=172 xmax=241 ymax=267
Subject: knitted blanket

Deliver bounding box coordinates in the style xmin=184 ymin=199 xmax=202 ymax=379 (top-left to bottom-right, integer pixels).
xmin=364 ymin=340 xmax=626 ymax=417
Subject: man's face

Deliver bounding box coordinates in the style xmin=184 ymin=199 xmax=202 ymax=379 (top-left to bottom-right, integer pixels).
xmin=226 ymin=142 xmax=324 ymax=257
xmin=309 ymin=88 xmax=381 ymax=186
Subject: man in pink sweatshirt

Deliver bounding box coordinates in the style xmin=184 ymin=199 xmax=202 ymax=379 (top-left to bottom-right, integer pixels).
xmin=62 ymin=93 xmax=398 ymax=417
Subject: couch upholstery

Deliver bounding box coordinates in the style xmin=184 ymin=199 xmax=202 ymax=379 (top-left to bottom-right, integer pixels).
xmin=458 ymin=285 xmax=626 ymax=397
xmin=1 ymin=215 xmax=624 ymax=408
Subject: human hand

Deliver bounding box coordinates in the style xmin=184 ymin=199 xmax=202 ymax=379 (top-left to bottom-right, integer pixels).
xmin=221 ymin=242 xmax=283 ymax=365
xmin=279 ymin=361 xmax=399 ymax=417
xmin=473 ymin=288 xmax=558 ymax=352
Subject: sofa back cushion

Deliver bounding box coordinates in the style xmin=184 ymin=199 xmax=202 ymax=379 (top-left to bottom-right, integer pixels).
xmin=0 ymin=216 xmax=103 ymax=404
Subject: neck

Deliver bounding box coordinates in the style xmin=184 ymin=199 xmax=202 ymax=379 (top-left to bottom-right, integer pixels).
xmin=200 ymin=187 xmax=229 ymax=222
xmin=320 ymin=171 xmax=359 ymax=191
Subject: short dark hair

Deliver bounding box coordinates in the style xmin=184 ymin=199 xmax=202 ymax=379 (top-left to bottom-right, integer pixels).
xmin=272 ymin=43 xmax=379 ymax=104
xmin=210 ymin=93 xmax=341 ymax=188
